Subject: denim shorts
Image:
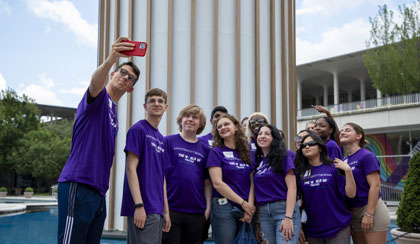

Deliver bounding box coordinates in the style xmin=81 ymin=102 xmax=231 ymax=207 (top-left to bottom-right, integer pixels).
xmin=258 ymin=200 xmax=301 ymax=244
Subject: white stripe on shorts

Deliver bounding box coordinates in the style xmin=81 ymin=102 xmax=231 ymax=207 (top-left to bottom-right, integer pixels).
xmin=63 ymin=182 xmax=77 ymax=244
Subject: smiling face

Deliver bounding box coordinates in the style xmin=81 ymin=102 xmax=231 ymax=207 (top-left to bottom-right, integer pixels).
xmin=181 ymin=113 xmax=200 ymax=134
xmin=144 ymin=95 xmax=168 ymax=117
xmin=257 ymin=126 xmax=273 ymax=150
xmin=339 ymin=124 xmax=362 ymax=145
xmin=110 ymin=65 xmax=137 ymax=93
xmin=301 ymin=136 xmax=321 ymax=160
xmin=216 ymin=117 xmax=237 ymax=140
xmin=249 ymin=115 xmax=267 ymax=135
xmin=314 ymin=118 xmax=332 ymax=141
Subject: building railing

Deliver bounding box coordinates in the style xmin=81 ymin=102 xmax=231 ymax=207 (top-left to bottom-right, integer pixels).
xmin=298 ymin=93 xmax=420 ymax=118
xmin=381 ymin=182 xmax=404 ymax=203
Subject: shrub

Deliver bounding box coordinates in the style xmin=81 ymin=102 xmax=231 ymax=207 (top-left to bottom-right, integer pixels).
xmin=24 ymin=187 xmax=34 ymax=192
xmin=397 ymin=152 xmax=420 ymax=233
xmin=0 ymin=187 xmax=7 ymax=192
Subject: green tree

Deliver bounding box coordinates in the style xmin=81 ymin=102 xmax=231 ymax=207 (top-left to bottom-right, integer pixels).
xmin=9 ymin=122 xmax=72 ymax=189
xmin=364 ymin=1 xmax=420 ymax=95
xmin=0 ymin=88 xmax=40 ymax=172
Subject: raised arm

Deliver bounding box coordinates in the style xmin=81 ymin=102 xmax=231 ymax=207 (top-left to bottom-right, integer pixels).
xmin=89 ymin=36 xmax=134 ymax=98
xmin=312 ymin=105 xmax=341 ymax=147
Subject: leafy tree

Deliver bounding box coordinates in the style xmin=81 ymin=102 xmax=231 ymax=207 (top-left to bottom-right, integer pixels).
xmin=10 ymin=121 xmax=72 ymax=182
xmin=0 ymin=88 xmax=40 ymax=172
xmin=364 ymin=1 xmax=420 ymax=95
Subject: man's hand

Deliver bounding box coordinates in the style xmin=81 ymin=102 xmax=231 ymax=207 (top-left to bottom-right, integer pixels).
xmin=133 ymin=207 xmax=147 ymax=229
xmin=109 ymin=36 xmax=135 ymax=62
xmin=162 ymin=211 xmax=171 ymax=232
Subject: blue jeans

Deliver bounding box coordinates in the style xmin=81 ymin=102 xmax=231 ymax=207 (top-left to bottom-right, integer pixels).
xmin=258 ymin=201 xmax=301 ymax=244
xmin=211 ymin=198 xmax=241 ymax=244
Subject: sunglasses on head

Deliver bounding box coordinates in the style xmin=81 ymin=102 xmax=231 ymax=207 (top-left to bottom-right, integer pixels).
xmin=300 ymin=141 xmax=318 ymax=149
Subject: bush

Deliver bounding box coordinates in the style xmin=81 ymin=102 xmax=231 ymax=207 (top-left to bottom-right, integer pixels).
xmin=24 ymin=187 xmax=34 ymax=192
xmin=397 ymin=152 xmax=420 ymax=233
xmin=0 ymin=186 xmax=7 ymax=192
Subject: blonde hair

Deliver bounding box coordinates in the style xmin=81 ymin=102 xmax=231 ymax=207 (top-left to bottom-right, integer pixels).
xmin=245 ymin=112 xmax=270 ymax=142
xmin=176 ymin=104 xmax=207 ymax=135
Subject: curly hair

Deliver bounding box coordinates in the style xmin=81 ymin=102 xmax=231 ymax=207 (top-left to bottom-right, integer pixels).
xmin=212 ymin=114 xmax=252 ymax=165
xmin=255 ymin=125 xmax=287 ymax=174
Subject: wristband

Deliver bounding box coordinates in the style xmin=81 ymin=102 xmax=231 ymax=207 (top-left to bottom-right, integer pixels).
xmin=285 ymin=216 xmax=293 ymax=220
xmin=240 ymin=200 xmax=245 ymax=206
xmin=134 ymin=203 xmax=144 ymax=209
xmin=365 ymin=213 xmax=374 ymax=218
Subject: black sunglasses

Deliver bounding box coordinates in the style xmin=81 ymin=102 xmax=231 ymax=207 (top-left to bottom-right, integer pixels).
xmin=249 ymin=118 xmax=266 ymax=125
xmin=300 ymin=141 xmax=318 ymax=149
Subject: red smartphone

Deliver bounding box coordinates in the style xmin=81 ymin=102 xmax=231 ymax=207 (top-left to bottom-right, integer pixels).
xmin=121 ymin=41 xmax=148 ymax=57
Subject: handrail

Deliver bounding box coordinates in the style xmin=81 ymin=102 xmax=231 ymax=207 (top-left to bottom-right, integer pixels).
xmin=298 ymin=93 xmax=420 ymax=118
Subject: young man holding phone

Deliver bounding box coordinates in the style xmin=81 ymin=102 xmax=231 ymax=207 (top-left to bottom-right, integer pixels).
xmin=120 ymin=88 xmax=171 ymax=244
xmin=57 ymin=37 xmax=140 ymax=244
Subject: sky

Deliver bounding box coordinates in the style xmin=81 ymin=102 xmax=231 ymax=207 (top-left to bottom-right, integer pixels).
xmin=0 ymin=0 xmax=415 ymax=108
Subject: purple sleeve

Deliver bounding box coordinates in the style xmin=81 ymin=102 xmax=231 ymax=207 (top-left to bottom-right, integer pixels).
xmin=362 ymin=152 xmax=380 ymax=175
xmin=283 ymin=154 xmax=295 ymax=176
xmin=124 ymin=125 xmax=144 ymax=159
xmin=207 ymin=149 xmax=222 ymax=168
xmin=81 ymin=88 xmax=107 ymax=113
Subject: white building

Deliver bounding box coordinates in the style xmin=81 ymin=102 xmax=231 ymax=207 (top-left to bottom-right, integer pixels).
xmin=297 ymin=49 xmax=420 ymax=191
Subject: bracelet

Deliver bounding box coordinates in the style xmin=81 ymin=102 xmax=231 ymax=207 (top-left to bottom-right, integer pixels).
xmin=364 ymin=213 xmax=374 ymax=218
xmin=285 ymin=216 xmax=293 ymax=220
xmin=240 ymin=200 xmax=245 ymax=206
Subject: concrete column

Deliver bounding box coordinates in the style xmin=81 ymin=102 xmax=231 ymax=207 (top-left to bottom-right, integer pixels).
xmin=323 ymin=84 xmax=328 ymax=106
xmin=333 ymin=72 xmax=339 ymax=112
xmin=377 ymin=89 xmax=382 ymax=107
xmin=347 ymin=90 xmax=352 ymax=103
xmin=315 ymin=95 xmax=320 ymax=105
xmin=297 ymin=79 xmax=302 ymax=117
xmin=360 ymin=79 xmax=366 ymax=101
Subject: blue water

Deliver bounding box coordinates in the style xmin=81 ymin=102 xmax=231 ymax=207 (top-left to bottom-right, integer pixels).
xmin=0 ymin=207 xmax=124 ymax=244
xmin=0 ymin=206 xmax=397 ymax=244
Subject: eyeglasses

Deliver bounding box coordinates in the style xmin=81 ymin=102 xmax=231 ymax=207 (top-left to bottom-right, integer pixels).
xmin=119 ymin=68 xmax=137 ymax=83
xmin=300 ymin=141 xmax=318 ymax=149
xmin=249 ymin=118 xmax=266 ymax=125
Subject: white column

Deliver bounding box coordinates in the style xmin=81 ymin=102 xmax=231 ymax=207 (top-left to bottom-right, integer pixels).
xmin=297 ymin=79 xmax=302 ymax=114
xmin=333 ymin=71 xmax=339 ymax=111
xmin=315 ymin=94 xmax=320 ymax=105
xmin=347 ymin=90 xmax=352 ymax=102
xmin=360 ymin=79 xmax=366 ymax=101
xmin=323 ymin=84 xmax=328 ymax=106
xmin=377 ymin=89 xmax=382 ymax=107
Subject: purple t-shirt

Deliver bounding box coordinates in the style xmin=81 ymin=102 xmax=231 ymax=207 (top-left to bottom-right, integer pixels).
xmin=344 ymin=148 xmax=380 ymax=208
xmin=198 ymin=132 xmax=213 ymax=148
xmin=301 ymin=164 xmax=351 ymax=239
xmin=58 ymin=88 xmax=117 ymax=196
xmin=207 ymin=146 xmax=253 ymax=202
xmin=120 ymin=120 xmax=166 ymax=217
xmin=287 ymin=150 xmax=296 ymax=162
xmin=165 ymin=134 xmax=210 ymax=214
xmin=254 ymin=154 xmax=295 ymax=205
xmin=326 ymin=139 xmax=343 ymax=160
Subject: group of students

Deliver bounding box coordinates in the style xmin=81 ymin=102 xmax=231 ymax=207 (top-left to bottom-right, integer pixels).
xmin=56 ymin=37 xmax=390 ymax=244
